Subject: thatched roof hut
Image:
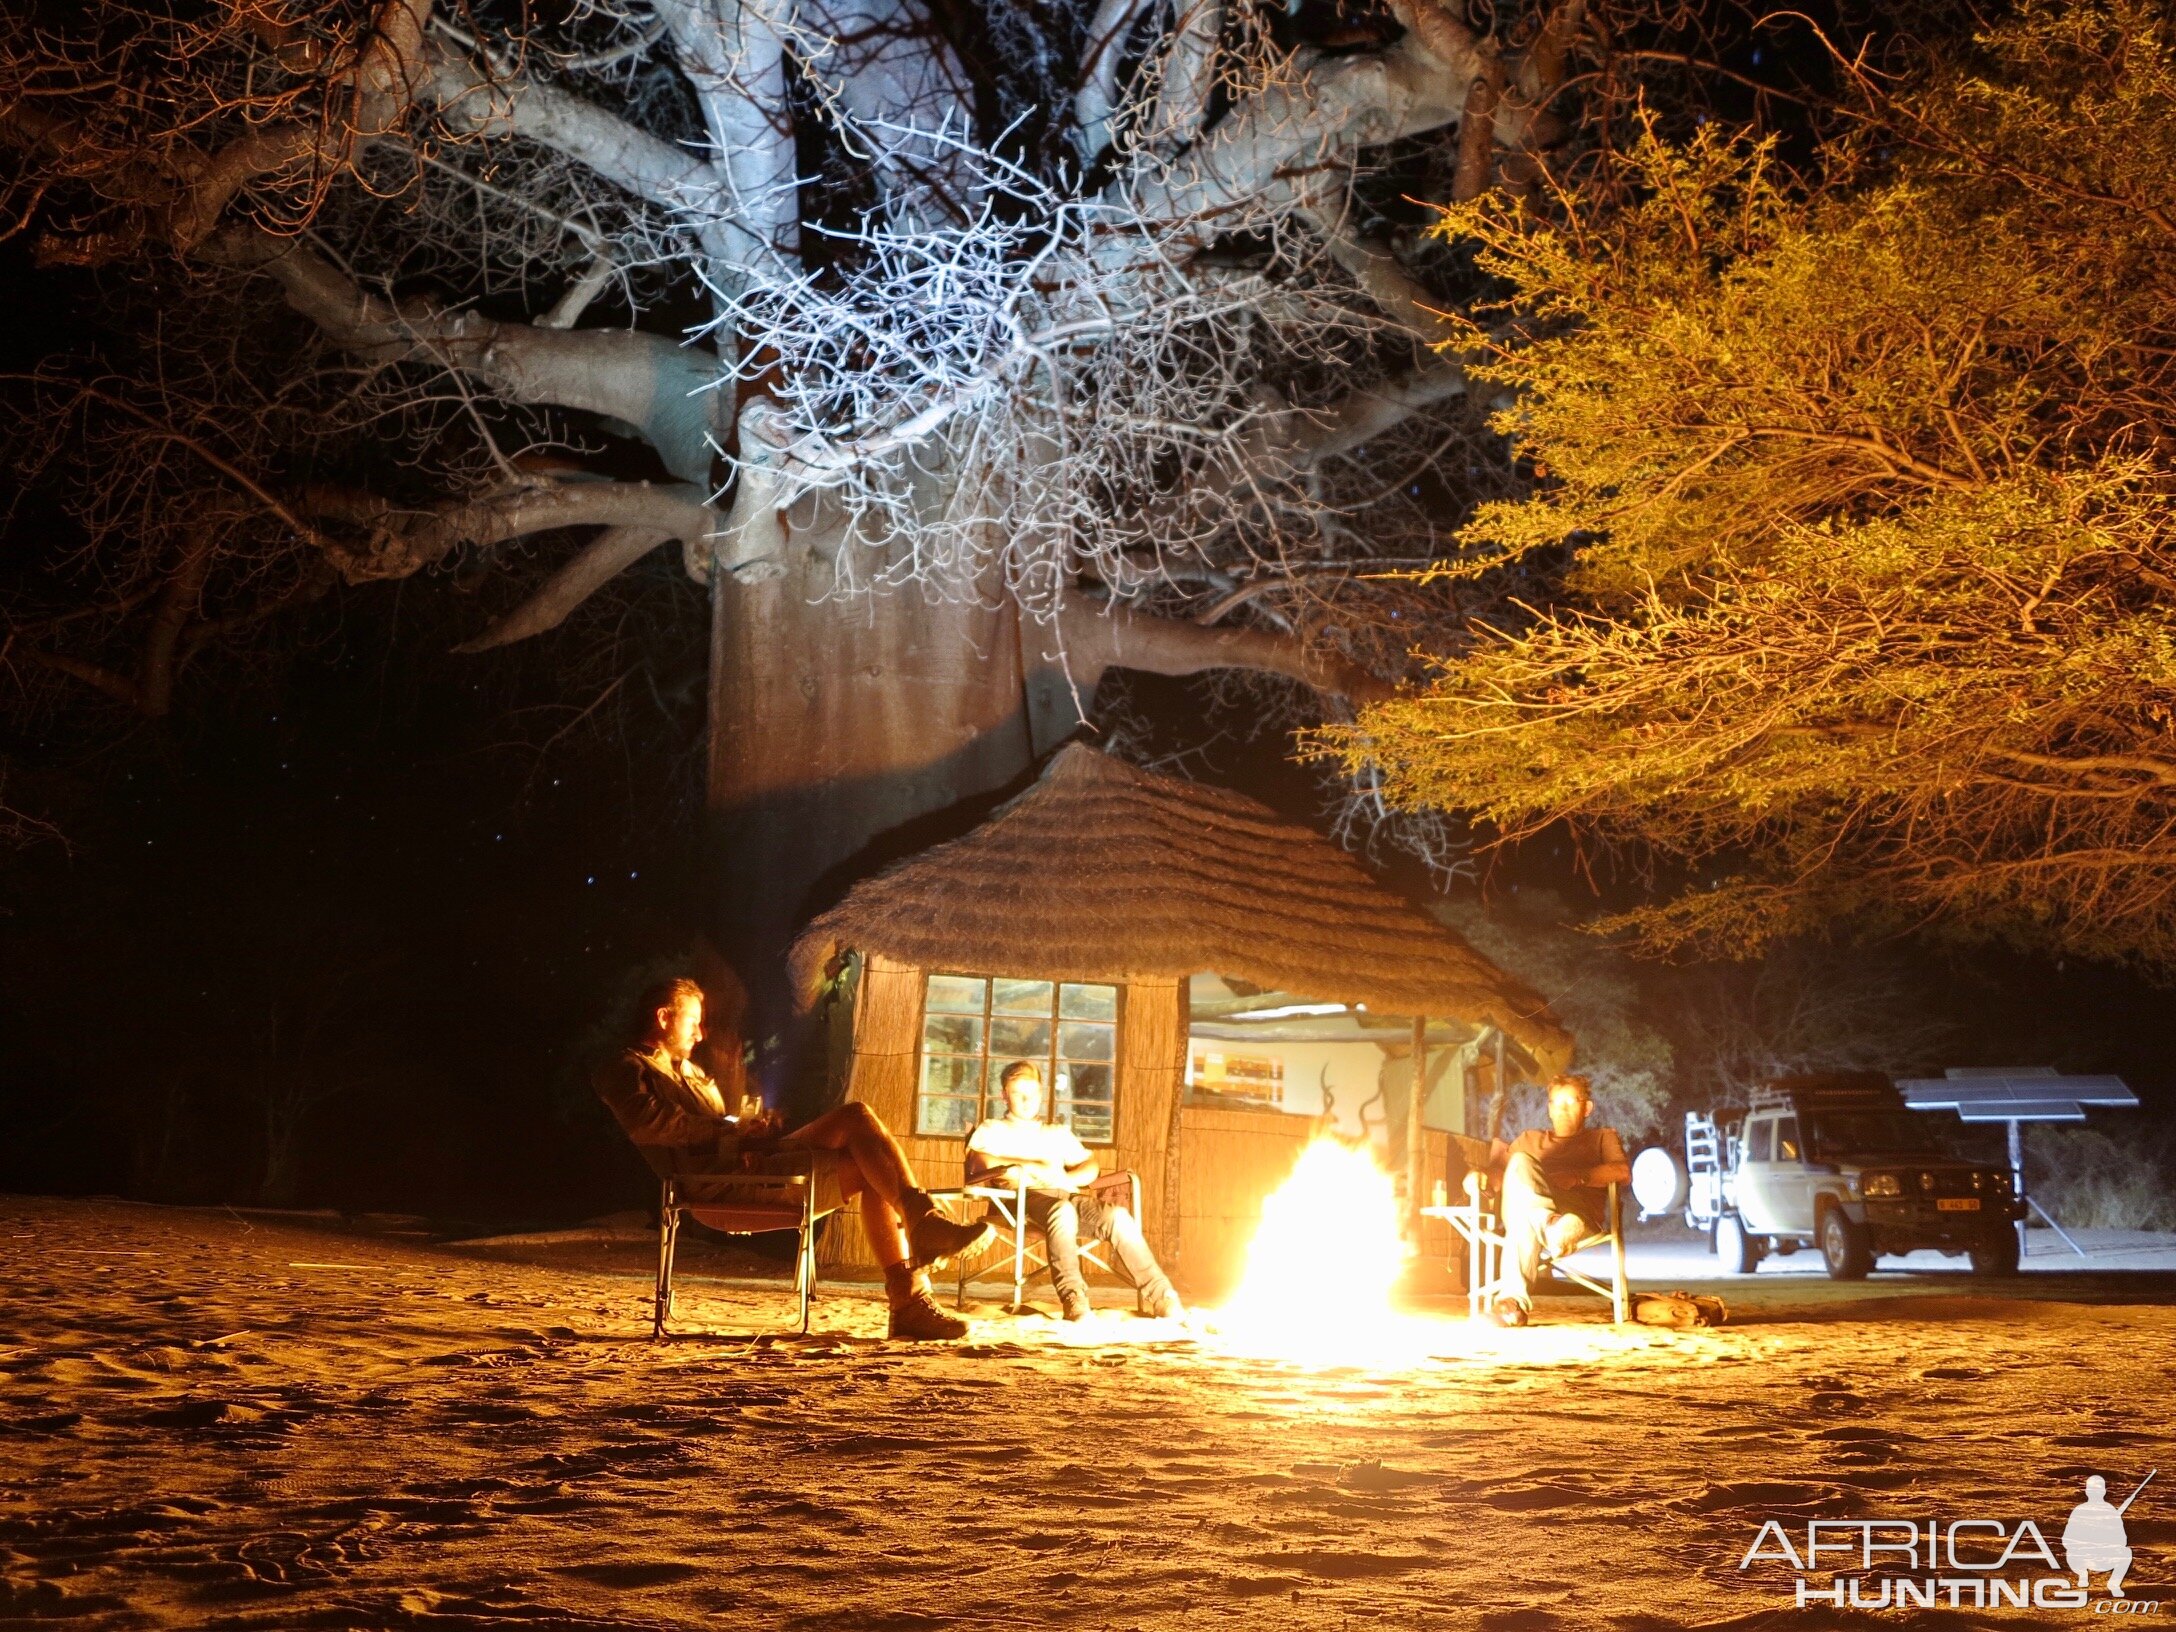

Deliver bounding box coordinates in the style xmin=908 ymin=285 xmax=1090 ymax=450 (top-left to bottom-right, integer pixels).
xmin=790 ymin=743 xmax=1573 ymax=1070
xmin=789 ymin=743 xmax=1573 ymax=1293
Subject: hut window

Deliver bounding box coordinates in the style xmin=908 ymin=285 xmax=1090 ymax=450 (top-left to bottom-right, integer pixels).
xmin=916 ymin=975 xmax=1119 ymax=1142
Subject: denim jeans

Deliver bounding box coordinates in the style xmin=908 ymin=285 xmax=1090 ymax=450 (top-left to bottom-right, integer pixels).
xmin=1499 ymin=1151 xmax=1604 ymax=1308
xmin=1025 ymin=1191 xmax=1175 ymax=1309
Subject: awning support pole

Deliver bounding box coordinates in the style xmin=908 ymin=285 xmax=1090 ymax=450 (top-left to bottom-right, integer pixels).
xmin=1489 ymin=1029 xmax=1508 ymax=1141
xmin=2009 ymin=1117 xmax=2025 ymax=1259
xmin=2009 ymin=1118 xmax=2086 ymax=1258
xmin=1408 ymin=1015 xmax=1427 ymax=1245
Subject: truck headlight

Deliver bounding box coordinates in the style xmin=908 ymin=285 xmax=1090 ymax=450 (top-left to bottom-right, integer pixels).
xmin=1861 ymin=1172 xmax=1904 ymax=1199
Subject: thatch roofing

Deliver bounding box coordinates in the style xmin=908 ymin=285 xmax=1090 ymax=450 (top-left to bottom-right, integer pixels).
xmin=789 ymin=745 xmax=1573 ymax=1073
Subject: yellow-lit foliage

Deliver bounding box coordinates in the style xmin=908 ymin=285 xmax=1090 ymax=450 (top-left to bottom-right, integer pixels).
xmin=1328 ymin=1 xmax=2176 ymax=966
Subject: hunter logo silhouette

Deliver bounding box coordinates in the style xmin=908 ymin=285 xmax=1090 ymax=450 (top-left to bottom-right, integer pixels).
xmin=2065 ymin=1470 xmax=2153 ymax=1598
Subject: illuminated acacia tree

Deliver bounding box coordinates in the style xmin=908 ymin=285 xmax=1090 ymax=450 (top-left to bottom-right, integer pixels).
xmin=1333 ymin=2 xmax=2176 ymax=968
xmin=2 ymin=0 xmax=1612 ymax=1009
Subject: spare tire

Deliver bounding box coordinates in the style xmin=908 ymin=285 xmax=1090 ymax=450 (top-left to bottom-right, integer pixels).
xmin=1631 ymin=1146 xmax=1689 ymax=1217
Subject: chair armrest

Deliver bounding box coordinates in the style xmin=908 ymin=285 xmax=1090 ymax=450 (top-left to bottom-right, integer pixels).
xmin=1085 ymin=1169 xmax=1138 ymax=1209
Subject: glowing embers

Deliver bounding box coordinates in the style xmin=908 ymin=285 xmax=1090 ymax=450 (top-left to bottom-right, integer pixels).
xmin=1216 ymin=1137 xmax=1432 ymax=1367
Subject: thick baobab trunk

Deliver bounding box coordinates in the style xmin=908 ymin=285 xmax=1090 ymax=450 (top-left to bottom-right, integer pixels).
xmin=705 ymin=541 xmax=1045 ymax=1061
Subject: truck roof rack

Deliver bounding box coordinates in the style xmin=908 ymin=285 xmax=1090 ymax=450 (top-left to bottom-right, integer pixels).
xmin=1750 ymin=1076 xmax=1902 ymax=1112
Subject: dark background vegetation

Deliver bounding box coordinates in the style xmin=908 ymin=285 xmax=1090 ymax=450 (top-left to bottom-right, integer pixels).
xmin=3 ymin=541 xmax=2169 ymax=1227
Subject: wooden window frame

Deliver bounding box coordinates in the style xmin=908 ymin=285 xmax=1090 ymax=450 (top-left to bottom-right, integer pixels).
xmin=913 ymin=971 xmax=1122 ymax=1145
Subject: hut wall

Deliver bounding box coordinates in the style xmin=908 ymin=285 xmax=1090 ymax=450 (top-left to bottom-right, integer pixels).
xmin=1172 ymin=1104 xmax=1316 ymax=1300
xmin=820 ymin=966 xmax=1183 ymax=1283
xmin=820 ymin=953 xmax=941 ymax=1271
xmin=1112 ymin=978 xmax=1181 ymax=1267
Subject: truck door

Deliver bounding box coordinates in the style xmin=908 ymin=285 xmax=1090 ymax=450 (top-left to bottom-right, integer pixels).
xmin=1737 ymin=1113 xmax=1780 ymax=1231
xmin=1769 ymin=1113 xmax=1815 ymax=1233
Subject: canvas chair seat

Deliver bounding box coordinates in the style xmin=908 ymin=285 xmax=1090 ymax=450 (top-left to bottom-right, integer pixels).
xmin=935 ymin=1170 xmax=1147 ymax=1313
xmin=622 ymin=1140 xmax=841 ymax=1338
xmin=1425 ymin=1168 xmax=1630 ymax=1323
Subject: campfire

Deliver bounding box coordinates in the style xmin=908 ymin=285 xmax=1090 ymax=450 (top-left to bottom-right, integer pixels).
xmin=1214 ymin=1135 xmax=1668 ymax=1369
xmin=1216 ymin=1136 xmax=1433 ymax=1365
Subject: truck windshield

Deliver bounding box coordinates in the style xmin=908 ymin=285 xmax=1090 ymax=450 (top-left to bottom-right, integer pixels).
xmin=1808 ymin=1109 xmax=1943 ymax=1157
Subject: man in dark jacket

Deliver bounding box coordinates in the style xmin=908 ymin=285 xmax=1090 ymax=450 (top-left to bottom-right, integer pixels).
xmin=595 ymin=977 xmax=992 ymax=1340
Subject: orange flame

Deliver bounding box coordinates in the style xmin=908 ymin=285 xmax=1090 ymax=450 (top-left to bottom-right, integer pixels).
xmin=1216 ymin=1136 xmax=1432 ymax=1364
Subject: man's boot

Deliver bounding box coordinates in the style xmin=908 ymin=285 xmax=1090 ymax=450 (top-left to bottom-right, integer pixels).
xmin=900 ymin=1189 xmax=994 ymax=1270
xmin=885 ymin=1265 xmax=969 ymax=1340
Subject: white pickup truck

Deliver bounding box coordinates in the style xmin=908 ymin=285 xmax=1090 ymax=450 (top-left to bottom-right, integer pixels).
xmin=1678 ymin=1073 xmax=2025 ymax=1279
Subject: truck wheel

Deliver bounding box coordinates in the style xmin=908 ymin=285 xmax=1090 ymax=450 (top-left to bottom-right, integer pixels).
xmin=1970 ymin=1228 xmax=2021 ymax=1277
xmin=1820 ymin=1207 xmax=1873 ymax=1280
xmin=1716 ymin=1213 xmax=1759 ymax=1275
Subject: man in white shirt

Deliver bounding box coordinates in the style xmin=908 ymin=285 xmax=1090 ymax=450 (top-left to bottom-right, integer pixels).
xmin=965 ymin=1061 xmax=1182 ymax=1322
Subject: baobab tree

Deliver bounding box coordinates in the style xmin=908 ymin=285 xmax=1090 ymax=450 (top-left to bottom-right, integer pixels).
xmin=3 ymin=0 xmax=1624 ymax=1032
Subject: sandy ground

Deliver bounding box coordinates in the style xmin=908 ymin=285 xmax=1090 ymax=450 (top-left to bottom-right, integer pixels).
xmin=3 ymin=1196 xmax=2172 ymax=1631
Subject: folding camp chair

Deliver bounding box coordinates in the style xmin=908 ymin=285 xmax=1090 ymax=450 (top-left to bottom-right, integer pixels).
xmin=939 ymin=1170 xmax=1148 ymax=1313
xmin=647 ymin=1153 xmax=838 ymax=1338
xmin=1426 ymin=1169 xmax=1630 ymax=1323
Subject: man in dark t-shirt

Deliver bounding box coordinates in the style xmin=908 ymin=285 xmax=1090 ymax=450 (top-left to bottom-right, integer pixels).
xmin=1484 ymin=1075 xmax=1631 ymax=1326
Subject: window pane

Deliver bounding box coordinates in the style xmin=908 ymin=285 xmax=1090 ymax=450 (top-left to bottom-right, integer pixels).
xmin=1777 ymin=1117 xmax=1801 ymax=1162
xmin=925 ymin=974 xmax=988 ymax=1014
xmin=991 ymin=978 xmax=1055 ymax=1016
xmin=989 ymin=1017 xmax=1052 ymax=1058
xmin=1058 ymin=1020 xmax=1114 ymax=1062
xmin=920 ymin=1053 xmax=984 ymax=1101
xmin=922 ymin=1012 xmax=983 ymax=1055
xmin=1059 ymin=983 xmax=1117 ymax=1021
xmin=917 ymin=1095 xmax=980 ymax=1137
xmin=1062 ymin=1063 xmax=1114 ymax=1145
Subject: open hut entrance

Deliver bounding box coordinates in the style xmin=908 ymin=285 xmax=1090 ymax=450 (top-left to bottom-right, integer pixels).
xmin=1176 ymin=974 xmax=1516 ymax=1295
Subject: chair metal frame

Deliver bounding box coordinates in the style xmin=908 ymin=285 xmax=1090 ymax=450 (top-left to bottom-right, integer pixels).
xmin=652 ymin=1155 xmax=833 ymax=1338
xmin=938 ymin=1170 xmax=1147 ymax=1312
xmin=1425 ymin=1169 xmax=1630 ymax=1323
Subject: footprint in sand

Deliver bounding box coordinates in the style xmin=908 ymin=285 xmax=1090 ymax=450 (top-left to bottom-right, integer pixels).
xmin=1338 ymin=1460 xmax=1435 ymax=1493
xmin=1243 ymin=1547 xmax=1433 ymax=1579
xmin=1483 ymin=1483 xmax=1592 ymax=1511
xmin=1677 ymin=1479 xmax=1851 ymax=1517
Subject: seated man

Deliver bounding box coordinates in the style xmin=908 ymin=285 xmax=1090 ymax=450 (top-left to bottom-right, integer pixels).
xmin=1484 ymin=1073 xmax=1630 ymax=1327
xmin=964 ymin=1061 xmax=1182 ymax=1322
xmin=593 ymin=977 xmax=993 ymax=1341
